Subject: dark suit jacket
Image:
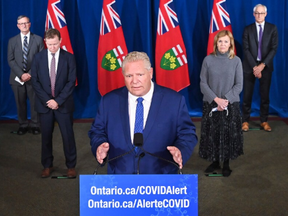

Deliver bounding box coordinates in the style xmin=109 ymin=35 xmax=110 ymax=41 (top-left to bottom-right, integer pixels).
xmin=242 ymin=22 xmax=278 ymax=73
xmin=8 ymin=33 xmax=44 ymax=85
xmin=89 ymin=84 xmax=198 ymax=174
xmin=31 ymin=49 xmax=76 ymax=114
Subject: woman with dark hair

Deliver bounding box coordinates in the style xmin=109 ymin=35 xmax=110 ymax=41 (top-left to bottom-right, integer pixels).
xmin=199 ymin=30 xmax=243 ymax=177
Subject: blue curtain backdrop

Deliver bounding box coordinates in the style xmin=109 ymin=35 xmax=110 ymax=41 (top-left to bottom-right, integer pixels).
xmin=0 ymin=0 xmax=287 ymax=120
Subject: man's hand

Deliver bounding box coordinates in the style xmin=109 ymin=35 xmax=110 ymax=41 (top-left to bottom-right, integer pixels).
xmin=253 ymin=63 xmax=265 ymax=78
xmin=46 ymin=99 xmax=59 ymax=110
xmin=167 ymin=146 xmax=183 ymax=169
xmin=96 ymin=142 xmax=110 ymax=164
xmin=20 ymin=73 xmax=31 ymax=82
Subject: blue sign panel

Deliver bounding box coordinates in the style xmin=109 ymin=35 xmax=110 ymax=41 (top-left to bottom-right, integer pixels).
xmin=80 ymin=174 xmax=198 ymax=216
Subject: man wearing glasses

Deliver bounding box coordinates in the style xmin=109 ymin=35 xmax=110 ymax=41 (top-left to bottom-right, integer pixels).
xmin=7 ymin=15 xmax=44 ymax=135
xmin=242 ymin=4 xmax=278 ymax=132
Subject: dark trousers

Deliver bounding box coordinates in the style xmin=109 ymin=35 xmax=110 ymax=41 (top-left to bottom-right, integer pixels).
xmin=11 ymin=81 xmax=39 ymax=128
xmin=39 ymin=110 xmax=77 ymax=169
xmin=242 ymin=67 xmax=273 ymax=123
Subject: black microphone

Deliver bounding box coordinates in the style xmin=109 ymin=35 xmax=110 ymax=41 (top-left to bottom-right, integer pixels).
xmin=137 ymin=152 xmax=145 ymax=174
xmin=93 ymin=146 xmax=135 ymax=175
xmin=133 ymin=133 xmax=182 ymax=174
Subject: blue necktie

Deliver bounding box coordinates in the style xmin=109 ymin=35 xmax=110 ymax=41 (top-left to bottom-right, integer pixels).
xmin=257 ymin=25 xmax=263 ymax=60
xmin=134 ymin=97 xmax=144 ymax=151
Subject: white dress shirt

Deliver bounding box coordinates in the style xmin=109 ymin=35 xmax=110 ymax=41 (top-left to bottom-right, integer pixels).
xmin=47 ymin=49 xmax=60 ymax=76
xmin=256 ymin=21 xmax=265 ymax=41
xmin=129 ymin=81 xmax=154 ymax=143
xmin=21 ymin=32 xmax=30 ymax=49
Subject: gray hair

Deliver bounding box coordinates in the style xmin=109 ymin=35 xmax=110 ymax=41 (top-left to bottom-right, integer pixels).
xmin=122 ymin=51 xmax=151 ymax=73
xmin=253 ymin=4 xmax=267 ymax=13
xmin=17 ymin=15 xmax=29 ymax=22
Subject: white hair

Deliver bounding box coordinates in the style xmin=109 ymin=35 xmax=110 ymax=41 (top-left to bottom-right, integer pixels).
xmin=253 ymin=4 xmax=267 ymax=13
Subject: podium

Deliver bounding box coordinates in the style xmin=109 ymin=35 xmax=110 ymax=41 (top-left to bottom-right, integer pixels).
xmin=80 ymin=174 xmax=198 ymax=215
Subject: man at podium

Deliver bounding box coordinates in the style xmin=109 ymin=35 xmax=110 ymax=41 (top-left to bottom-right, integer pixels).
xmin=88 ymin=51 xmax=197 ymax=174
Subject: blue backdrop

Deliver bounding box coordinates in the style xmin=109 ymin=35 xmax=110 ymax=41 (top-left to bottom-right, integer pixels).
xmin=0 ymin=0 xmax=287 ymax=120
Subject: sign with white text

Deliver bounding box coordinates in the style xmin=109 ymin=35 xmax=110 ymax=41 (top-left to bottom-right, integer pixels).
xmin=80 ymin=174 xmax=198 ymax=215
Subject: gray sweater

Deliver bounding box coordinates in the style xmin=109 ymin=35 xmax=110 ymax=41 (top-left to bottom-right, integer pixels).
xmin=200 ymin=51 xmax=243 ymax=104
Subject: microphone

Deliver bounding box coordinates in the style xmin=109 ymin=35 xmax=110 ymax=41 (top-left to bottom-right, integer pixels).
xmin=93 ymin=146 xmax=135 ymax=175
xmin=137 ymin=152 xmax=145 ymax=174
xmin=133 ymin=133 xmax=183 ymax=174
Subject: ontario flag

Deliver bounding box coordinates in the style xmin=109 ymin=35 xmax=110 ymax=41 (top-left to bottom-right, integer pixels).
xmin=97 ymin=0 xmax=128 ymax=96
xmin=207 ymin=0 xmax=235 ymax=55
xmin=155 ymin=0 xmax=190 ymax=92
xmin=45 ymin=0 xmax=77 ymax=85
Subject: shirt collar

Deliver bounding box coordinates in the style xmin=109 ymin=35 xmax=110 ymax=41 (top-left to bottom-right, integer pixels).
xmin=21 ymin=31 xmax=30 ymax=40
xmin=255 ymin=21 xmax=265 ymax=28
xmin=47 ymin=48 xmax=60 ymax=57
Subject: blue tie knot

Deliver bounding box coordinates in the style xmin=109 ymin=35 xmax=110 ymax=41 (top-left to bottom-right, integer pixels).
xmin=137 ymin=97 xmax=144 ymax=103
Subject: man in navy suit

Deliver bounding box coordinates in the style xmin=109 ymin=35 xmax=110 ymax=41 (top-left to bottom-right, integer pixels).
xmin=31 ymin=29 xmax=77 ymax=178
xmin=8 ymin=15 xmax=44 ymax=135
xmin=89 ymin=51 xmax=197 ymax=174
xmin=242 ymin=4 xmax=278 ymax=132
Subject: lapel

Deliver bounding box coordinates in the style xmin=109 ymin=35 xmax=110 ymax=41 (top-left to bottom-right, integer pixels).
xmin=43 ymin=50 xmax=50 ymax=82
xmin=143 ymin=84 xmax=163 ymax=140
xmin=119 ymin=87 xmax=133 ymax=146
xmin=16 ymin=34 xmax=22 ymax=51
xmin=262 ymin=22 xmax=269 ymax=45
xmin=252 ymin=24 xmax=258 ymax=46
xmin=27 ymin=33 xmax=34 ymax=55
xmin=56 ymin=49 xmax=64 ymax=81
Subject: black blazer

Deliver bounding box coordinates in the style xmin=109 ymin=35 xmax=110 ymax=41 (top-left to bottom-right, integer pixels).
xmin=242 ymin=22 xmax=278 ymax=72
xmin=31 ymin=49 xmax=76 ymax=114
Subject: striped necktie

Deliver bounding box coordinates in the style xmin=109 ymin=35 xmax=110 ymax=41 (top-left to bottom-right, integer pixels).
xmin=23 ymin=36 xmax=28 ymax=71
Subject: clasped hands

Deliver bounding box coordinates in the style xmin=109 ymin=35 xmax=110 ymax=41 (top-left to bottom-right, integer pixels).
xmin=96 ymin=143 xmax=183 ymax=169
xmin=214 ymin=97 xmax=229 ymax=111
xmin=46 ymin=99 xmax=59 ymax=110
xmin=253 ymin=63 xmax=265 ymax=79
xmin=21 ymin=73 xmax=31 ymax=82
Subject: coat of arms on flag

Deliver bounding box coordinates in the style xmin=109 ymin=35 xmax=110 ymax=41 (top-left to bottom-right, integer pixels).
xmin=97 ymin=0 xmax=128 ymax=96
xmin=101 ymin=46 xmax=125 ymax=71
xmin=155 ymin=0 xmax=190 ymax=92
xmin=160 ymin=44 xmax=187 ymax=70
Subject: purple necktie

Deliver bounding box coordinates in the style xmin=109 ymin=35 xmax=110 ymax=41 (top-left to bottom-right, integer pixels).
xmin=50 ymin=53 xmax=56 ymax=97
xmin=257 ymin=25 xmax=263 ymax=60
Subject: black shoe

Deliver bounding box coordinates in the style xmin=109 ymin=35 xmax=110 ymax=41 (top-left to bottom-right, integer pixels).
xmin=17 ymin=127 xmax=28 ymax=135
xmin=205 ymin=162 xmax=221 ymax=173
xmin=222 ymin=166 xmax=232 ymax=177
xmin=31 ymin=127 xmax=41 ymax=135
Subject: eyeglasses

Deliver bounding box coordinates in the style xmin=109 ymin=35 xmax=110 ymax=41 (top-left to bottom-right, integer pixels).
xmin=18 ymin=22 xmax=30 ymax=26
xmin=254 ymin=12 xmax=266 ymax=16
